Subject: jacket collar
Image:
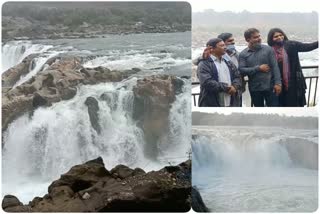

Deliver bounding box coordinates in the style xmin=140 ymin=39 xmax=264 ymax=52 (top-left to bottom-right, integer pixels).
xmin=209 ymin=54 xmax=231 ymax=62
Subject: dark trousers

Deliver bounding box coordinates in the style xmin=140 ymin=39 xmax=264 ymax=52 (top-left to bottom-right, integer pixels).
xmin=249 ymin=90 xmax=273 ymax=107
xmin=271 ymin=92 xmax=281 ymax=107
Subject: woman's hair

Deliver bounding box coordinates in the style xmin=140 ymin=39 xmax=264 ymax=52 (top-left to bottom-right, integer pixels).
xmin=267 ymin=28 xmax=289 ymax=46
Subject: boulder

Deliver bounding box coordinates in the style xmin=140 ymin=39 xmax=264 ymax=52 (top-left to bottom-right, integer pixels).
xmin=2 ymin=195 xmax=31 ymax=212
xmin=2 ymin=195 xmax=23 ymax=209
xmin=84 ymin=96 xmax=101 ymax=134
xmin=132 ymin=75 xmax=181 ymax=159
xmin=110 ymin=164 xmax=134 ymax=179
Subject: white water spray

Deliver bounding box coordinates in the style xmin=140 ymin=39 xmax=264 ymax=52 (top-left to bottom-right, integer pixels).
xmin=2 ymin=77 xmax=191 ymax=203
xmin=2 ymin=41 xmax=53 ymax=72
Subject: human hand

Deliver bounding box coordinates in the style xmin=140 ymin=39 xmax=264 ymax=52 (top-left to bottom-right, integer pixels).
xmin=274 ymin=84 xmax=282 ymax=95
xmin=202 ymin=47 xmax=210 ymax=59
xmin=259 ymin=64 xmax=270 ymax=72
xmin=227 ymin=85 xmax=237 ymax=95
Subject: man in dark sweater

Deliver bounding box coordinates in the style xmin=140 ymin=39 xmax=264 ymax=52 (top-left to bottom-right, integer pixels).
xmin=239 ymin=28 xmax=282 ymax=107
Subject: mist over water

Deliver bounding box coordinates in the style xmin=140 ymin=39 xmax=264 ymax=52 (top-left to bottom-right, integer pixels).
xmin=192 ymin=127 xmax=318 ymax=212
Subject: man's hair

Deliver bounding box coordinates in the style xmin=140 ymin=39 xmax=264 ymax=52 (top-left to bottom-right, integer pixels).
xmin=206 ymin=38 xmax=223 ymax=48
xmin=267 ymin=28 xmax=289 ymax=46
xmin=244 ymin=28 xmax=260 ymax=41
xmin=218 ymin=33 xmax=233 ymax=42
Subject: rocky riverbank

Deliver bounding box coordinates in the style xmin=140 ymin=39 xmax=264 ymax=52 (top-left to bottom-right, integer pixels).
xmin=3 ymin=16 xmax=191 ymax=42
xmin=2 ymin=157 xmax=191 ymax=212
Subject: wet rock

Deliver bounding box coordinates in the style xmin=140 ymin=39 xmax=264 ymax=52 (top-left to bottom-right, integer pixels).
xmin=100 ymin=91 xmax=118 ymax=110
xmin=84 ymin=96 xmax=101 ymax=134
xmin=32 ymin=92 xmax=48 ymax=108
xmin=132 ymin=75 xmax=181 ymax=159
xmin=61 ymin=87 xmax=77 ymax=100
xmin=191 ymin=186 xmax=209 ymax=212
xmin=2 ymin=56 xmax=140 ymax=132
xmin=2 ymin=95 xmax=33 ymax=132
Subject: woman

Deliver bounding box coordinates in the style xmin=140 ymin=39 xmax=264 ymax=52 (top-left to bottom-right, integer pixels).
xmin=267 ymin=28 xmax=318 ymax=107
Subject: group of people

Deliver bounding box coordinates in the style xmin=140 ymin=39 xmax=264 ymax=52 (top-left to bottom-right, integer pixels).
xmin=195 ymin=28 xmax=318 ymax=107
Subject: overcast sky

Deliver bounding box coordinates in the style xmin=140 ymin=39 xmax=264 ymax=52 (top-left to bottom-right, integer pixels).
xmin=190 ymin=0 xmax=319 ymax=13
xmin=192 ymin=107 xmax=318 ymax=117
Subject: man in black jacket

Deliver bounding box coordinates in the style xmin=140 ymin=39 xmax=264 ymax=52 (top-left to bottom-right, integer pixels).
xmin=197 ymin=38 xmax=241 ymax=107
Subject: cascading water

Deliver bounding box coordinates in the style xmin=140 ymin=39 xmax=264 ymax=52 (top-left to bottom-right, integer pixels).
xmin=192 ymin=127 xmax=318 ymax=212
xmin=13 ymin=52 xmax=62 ymax=87
xmin=2 ymin=41 xmax=53 ymax=72
xmin=157 ymin=79 xmax=192 ymax=164
xmin=83 ymin=50 xmax=190 ymax=75
xmin=2 ymin=77 xmax=191 ymax=204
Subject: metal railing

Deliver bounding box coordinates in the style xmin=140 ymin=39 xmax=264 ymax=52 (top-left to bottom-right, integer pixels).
xmin=192 ymin=65 xmax=318 ymax=107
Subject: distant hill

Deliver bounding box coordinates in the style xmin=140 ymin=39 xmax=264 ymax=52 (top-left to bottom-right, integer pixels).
xmin=192 ymin=11 xmax=318 ymax=46
xmin=2 ymin=2 xmax=191 ymax=40
xmin=192 ymin=112 xmax=318 ymax=129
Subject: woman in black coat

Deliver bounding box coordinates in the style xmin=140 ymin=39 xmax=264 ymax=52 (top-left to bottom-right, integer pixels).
xmin=267 ymin=28 xmax=318 ymax=107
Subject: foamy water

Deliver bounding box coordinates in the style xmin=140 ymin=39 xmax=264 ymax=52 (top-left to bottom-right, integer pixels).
xmin=192 ymin=127 xmax=318 ymax=212
xmin=2 ymin=77 xmax=191 ymax=203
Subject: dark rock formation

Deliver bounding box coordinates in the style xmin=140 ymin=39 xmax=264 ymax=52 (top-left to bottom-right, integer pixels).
xmin=2 ymin=56 xmax=139 ymax=132
xmin=84 ymin=97 xmax=101 ymax=134
xmin=191 ymin=186 xmax=209 ymax=212
xmin=2 ymin=195 xmax=31 ymax=212
xmin=2 ymin=157 xmax=191 ymax=212
xmin=132 ymin=75 xmax=184 ymax=159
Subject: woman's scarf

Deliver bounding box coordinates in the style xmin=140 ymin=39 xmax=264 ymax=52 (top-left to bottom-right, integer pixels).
xmin=273 ymin=46 xmax=290 ymax=90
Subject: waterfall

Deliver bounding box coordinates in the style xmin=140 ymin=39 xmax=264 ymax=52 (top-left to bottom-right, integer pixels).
xmin=2 ymin=41 xmax=53 ymax=72
xmin=192 ymin=129 xmax=318 ymax=212
xmin=13 ymin=52 xmax=61 ymax=87
xmin=192 ymin=135 xmax=293 ymax=173
xmin=157 ymin=79 xmax=192 ymax=164
xmin=2 ymin=77 xmax=190 ymax=203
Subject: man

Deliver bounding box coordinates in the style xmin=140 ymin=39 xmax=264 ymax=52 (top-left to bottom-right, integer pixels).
xmin=217 ymin=33 xmax=239 ymax=68
xmin=218 ymin=33 xmax=247 ymax=105
xmin=193 ymin=33 xmax=238 ymax=67
xmin=193 ymin=33 xmax=245 ymax=106
xmin=197 ymin=38 xmax=241 ymax=107
xmin=239 ymin=28 xmax=282 ymax=107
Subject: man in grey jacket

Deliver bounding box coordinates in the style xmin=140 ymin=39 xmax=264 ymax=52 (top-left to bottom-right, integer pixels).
xmin=239 ymin=28 xmax=282 ymax=107
xmin=197 ymin=38 xmax=241 ymax=107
